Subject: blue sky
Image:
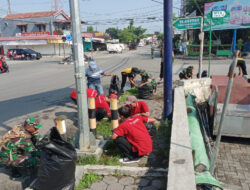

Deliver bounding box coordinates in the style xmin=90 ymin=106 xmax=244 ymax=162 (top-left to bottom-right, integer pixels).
xmin=1 ymin=0 xmax=181 ymax=33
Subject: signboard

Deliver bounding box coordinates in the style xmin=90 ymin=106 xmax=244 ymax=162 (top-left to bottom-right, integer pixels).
xmin=94 ymin=32 xmax=104 ymax=37
xmin=66 ymin=35 xmax=72 ymax=41
xmin=212 ymin=11 xmax=226 ymax=18
xmin=204 ymin=0 xmax=250 ymax=31
xmin=47 ymin=39 xmax=64 ymax=44
xmin=173 ymin=17 xmax=201 ymax=30
xmin=21 ymin=32 xmax=50 ymax=36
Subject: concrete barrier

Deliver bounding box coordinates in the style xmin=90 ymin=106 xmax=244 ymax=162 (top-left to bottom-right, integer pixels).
xmin=167 ymin=87 xmax=196 ymax=190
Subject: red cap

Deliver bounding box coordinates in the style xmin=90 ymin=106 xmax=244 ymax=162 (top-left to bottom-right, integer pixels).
xmin=109 ymin=93 xmax=118 ymax=99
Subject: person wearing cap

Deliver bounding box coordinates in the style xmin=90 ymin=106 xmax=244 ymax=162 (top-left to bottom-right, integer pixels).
xmin=125 ymin=96 xmax=150 ymax=117
xmin=112 ymin=106 xmax=155 ymax=164
xmin=0 ymin=117 xmax=42 ymax=178
xmin=120 ymin=67 xmax=140 ymax=93
xmin=85 ymin=61 xmax=113 ymax=95
xmin=179 ymin=66 xmax=194 ymax=80
xmin=139 ymin=70 xmax=156 ymax=88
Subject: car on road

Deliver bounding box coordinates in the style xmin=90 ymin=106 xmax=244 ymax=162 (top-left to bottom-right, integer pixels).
xmin=128 ymin=43 xmax=137 ymax=50
xmin=7 ymin=48 xmax=42 ymax=60
xmin=107 ymin=43 xmax=123 ymax=53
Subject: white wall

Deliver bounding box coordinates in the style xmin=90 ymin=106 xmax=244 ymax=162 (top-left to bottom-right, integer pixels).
xmin=3 ymin=43 xmax=72 ymax=56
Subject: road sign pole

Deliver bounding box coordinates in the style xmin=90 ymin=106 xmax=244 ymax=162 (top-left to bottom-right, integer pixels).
xmin=198 ymin=17 xmax=204 ymax=78
xmin=69 ymin=0 xmax=90 ymax=150
xmin=163 ymin=0 xmax=173 ymax=120
xmin=210 ymin=51 xmax=239 ymax=174
xmin=232 ymin=29 xmax=237 ymax=54
xmin=208 ymin=16 xmax=212 ymax=77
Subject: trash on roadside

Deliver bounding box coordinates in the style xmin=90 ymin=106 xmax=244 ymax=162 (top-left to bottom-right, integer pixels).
xmin=31 ymin=127 xmax=77 ymax=190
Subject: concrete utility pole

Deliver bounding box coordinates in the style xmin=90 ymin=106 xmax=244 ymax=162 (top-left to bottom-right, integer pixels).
xmin=198 ymin=17 xmax=204 ymax=78
xmin=7 ymin=0 xmax=11 ymax=14
xmin=54 ymin=0 xmax=59 ymax=11
xmin=163 ymin=0 xmax=173 ymax=119
xmin=69 ymin=0 xmax=90 ymax=150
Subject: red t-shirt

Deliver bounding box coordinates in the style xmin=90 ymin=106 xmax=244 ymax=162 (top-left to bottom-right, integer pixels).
xmin=95 ymin=94 xmax=111 ymax=114
xmin=70 ymin=88 xmax=97 ymax=100
xmin=114 ymin=116 xmax=152 ymax=156
xmin=130 ymin=101 xmax=149 ymax=116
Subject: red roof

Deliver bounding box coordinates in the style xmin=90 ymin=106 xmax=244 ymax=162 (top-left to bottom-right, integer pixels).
xmin=0 ymin=35 xmax=62 ymax=41
xmin=3 ymin=10 xmax=70 ymax=20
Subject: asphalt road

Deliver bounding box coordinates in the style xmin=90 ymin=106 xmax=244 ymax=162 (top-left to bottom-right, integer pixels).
xmin=0 ymin=45 xmax=249 ymax=136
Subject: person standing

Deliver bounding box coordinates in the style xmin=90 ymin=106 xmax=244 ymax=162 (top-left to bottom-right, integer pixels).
xmin=120 ymin=67 xmax=140 ymax=93
xmin=85 ymin=61 xmax=113 ymax=95
xmin=112 ymin=106 xmax=155 ymax=163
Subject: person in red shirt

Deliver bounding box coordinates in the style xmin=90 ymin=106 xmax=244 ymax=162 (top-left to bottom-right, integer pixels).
xmin=95 ymin=94 xmax=111 ymax=121
xmin=70 ymin=88 xmax=98 ymax=104
xmin=125 ymin=96 xmax=150 ymax=117
xmin=112 ymin=106 xmax=155 ymax=164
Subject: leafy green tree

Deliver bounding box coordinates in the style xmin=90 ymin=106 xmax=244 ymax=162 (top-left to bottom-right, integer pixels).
xmin=105 ymin=27 xmax=119 ymax=39
xmin=87 ymin=26 xmax=94 ymax=32
xmin=132 ymin=26 xmax=147 ymax=43
xmin=118 ymin=28 xmax=134 ymax=44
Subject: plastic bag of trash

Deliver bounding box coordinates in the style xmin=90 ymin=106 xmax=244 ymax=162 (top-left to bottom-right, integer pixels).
xmin=31 ymin=127 xmax=77 ymax=190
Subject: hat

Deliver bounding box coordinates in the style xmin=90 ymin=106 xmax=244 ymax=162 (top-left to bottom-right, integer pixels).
xmin=109 ymin=93 xmax=118 ymax=99
xmin=25 ymin=117 xmax=42 ymax=128
xmin=89 ymin=61 xmax=97 ymax=69
xmin=132 ymin=67 xmax=140 ymax=74
xmin=125 ymin=96 xmax=137 ymax=104
xmin=140 ymin=70 xmax=146 ymax=75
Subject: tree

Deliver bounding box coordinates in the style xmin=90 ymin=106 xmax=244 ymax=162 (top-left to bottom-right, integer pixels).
xmin=87 ymin=26 xmax=94 ymax=32
xmin=132 ymin=26 xmax=147 ymax=43
xmin=118 ymin=29 xmax=134 ymax=44
xmin=105 ymin=27 xmax=119 ymax=39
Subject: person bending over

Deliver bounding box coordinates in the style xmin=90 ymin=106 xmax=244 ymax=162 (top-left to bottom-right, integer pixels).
xmin=120 ymin=67 xmax=140 ymax=93
xmin=112 ymin=106 xmax=155 ymax=163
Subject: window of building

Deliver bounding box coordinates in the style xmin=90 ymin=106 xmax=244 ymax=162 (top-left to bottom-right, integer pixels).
xmin=17 ymin=24 xmax=27 ymax=33
xmin=36 ymin=24 xmax=46 ymax=32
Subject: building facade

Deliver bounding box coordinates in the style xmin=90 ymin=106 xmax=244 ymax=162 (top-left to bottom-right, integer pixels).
xmin=0 ymin=10 xmax=80 ymax=56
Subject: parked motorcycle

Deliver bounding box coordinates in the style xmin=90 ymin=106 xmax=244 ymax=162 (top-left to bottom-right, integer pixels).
xmin=0 ymin=57 xmax=9 ymax=73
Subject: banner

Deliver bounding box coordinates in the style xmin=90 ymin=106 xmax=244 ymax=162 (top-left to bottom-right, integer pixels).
xmin=204 ymin=0 xmax=250 ymax=31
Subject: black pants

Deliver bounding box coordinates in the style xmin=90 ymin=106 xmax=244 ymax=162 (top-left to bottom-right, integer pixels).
xmin=160 ymin=61 xmax=164 ymax=79
xmin=96 ymin=108 xmax=107 ymax=121
xmin=121 ymin=73 xmax=127 ymax=91
xmin=114 ymin=136 xmax=138 ymax=160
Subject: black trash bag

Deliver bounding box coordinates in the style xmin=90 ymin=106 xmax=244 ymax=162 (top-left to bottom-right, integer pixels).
xmin=109 ymin=75 xmax=120 ymax=96
xmin=31 ymin=127 xmax=77 ymax=190
xmin=145 ymin=122 xmax=157 ymax=137
xmin=138 ymin=85 xmax=153 ymax=99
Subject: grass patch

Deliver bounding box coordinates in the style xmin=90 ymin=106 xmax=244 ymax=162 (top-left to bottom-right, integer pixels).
xmin=77 ymin=141 xmax=122 ymax=166
xmin=119 ymin=87 xmax=139 ymax=102
xmin=158 ymin=119 xmax=171 ymax=140
xmin=75 ymin=173 xmax=102 ymax=190
xmin=97 ymin=119 xmax=112 ymax=139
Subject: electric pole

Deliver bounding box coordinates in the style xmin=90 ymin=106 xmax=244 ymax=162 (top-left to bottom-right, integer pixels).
xmin=7 ymin=0 xmax=11 ymax=14
xmin=54 ymin=0 xmax=59 ymax=11
xmin=69 ymin=0 xmax=90 ymax=150
xmin=163 ymin=0 xmax=173 ymax=119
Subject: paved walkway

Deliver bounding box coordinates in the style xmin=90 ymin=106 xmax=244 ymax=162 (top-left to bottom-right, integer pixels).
xmin=215 ymin=137 xmax=250 ymax=190
xmin=83 ymin=175 xmax=167 ymax=190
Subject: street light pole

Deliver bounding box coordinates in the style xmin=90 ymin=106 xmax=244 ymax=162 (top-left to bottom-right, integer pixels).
xmin=69 ymin=0 xmax=90 ymax=150
xmin=163 ymin=0 xmax=173 ymax=119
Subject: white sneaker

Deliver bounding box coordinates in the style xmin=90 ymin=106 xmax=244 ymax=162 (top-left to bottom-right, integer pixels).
xmin=119 ymin=157 xmax=140 ymax=164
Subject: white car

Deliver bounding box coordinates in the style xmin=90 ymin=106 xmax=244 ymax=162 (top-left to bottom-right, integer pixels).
xmin=107 ymin=44 xmax=123 ymax=53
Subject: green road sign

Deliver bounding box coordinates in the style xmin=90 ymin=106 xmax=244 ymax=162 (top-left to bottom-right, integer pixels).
xmin=173 ymin=17 xmax=201 ymax=30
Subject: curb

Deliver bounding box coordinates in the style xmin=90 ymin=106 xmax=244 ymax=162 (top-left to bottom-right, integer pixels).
xmin=75 ymin=165 xmax=168 ymax=187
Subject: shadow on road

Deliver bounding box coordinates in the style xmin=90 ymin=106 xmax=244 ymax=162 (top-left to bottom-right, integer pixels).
xmin=0 ymin=87 xmax=74 ymax=132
